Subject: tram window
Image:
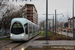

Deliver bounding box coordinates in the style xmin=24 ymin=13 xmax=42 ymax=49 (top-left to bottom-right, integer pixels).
xmin=24 ymin=23 xmax=28 ymax=34
xmin=11 ymin=22 xmax=24 ymax=34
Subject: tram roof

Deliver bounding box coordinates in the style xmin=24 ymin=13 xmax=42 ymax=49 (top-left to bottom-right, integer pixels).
xmin=11 ymin=18 xmax=37 ymax=26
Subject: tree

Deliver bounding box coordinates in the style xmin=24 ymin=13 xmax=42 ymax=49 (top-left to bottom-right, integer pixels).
xmin=0 ymin=2 xmax=21 ymax=29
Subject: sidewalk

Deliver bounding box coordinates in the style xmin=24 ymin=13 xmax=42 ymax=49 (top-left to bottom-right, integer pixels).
xmin=30 ymin=31 xmax=75 ymax=46
xmin=25 ymin=40 xmax=75 ymax=50
xmin=25 ymin=31 xmax=75 ymax=50
xmin=30 ymin=40 xmax=75 ymax=46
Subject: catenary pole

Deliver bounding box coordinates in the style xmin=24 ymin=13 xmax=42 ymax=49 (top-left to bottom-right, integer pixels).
xmin=53 ymin=15 xmax=54 ymax=33
xmin=73 ymin=0 xmax=75 ymax=40
xmin=46 ymin=0 xmax=48 ymax=44
xmin=55 ymin=9 xmax=56 ymax=35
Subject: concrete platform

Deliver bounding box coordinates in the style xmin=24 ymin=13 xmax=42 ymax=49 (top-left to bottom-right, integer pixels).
xmin=30 ymin=40 xmax=75 ymax=46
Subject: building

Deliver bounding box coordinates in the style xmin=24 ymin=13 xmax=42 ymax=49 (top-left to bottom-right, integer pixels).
xmin=40 ymin=21 xmax=44 ymax=30
xmin=68 ymin=17 xmax=75 ymax=28
xmin=57 ymin=21 xmax=60 ymax=28
xmin=57 ymin=21 xmax=64 ymax=28
xmin=40 ymin=19 xmax=65 ymax=30
xmin=68 ymin=18 xmax=72 ymax=28
xmin=40 ymin=19 xmax=55 ymax=30
xmin=44 ymin=19 xmax=54 ymax=30
xmin=21 ymin=4 xmax=38 ymax=25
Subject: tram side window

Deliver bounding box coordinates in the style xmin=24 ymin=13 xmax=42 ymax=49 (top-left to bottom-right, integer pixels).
xmin=29 ymin=24 xmax=32 ymax=33
xmin=24 ymin=23 xmax=28 ymax=34
xmin=33 ymin=25 xmax=34 ymax=33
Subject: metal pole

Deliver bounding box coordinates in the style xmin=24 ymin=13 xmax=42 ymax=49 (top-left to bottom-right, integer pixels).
xmin=49 ymin=22 xmax=50 ymax=32
xmin=53 ymin=15 xmax=54 ymax=33
xmin=55 ymin=9 xmax=56 ymax=35
xmin=46 ymin=0 xmax=48 ymax=44
xmin=73 ymin=0 xmax=75 ymax=40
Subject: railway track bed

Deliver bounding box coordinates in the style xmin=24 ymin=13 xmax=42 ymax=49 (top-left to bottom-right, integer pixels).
xmin=0 ymin=34 xmax=40 ymax=50
xmin=0 ymin=41 xmax=26 ymax=50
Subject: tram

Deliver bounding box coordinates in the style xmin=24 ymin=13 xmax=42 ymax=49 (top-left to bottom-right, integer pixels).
xmin=10 ymin=18 xmax=39 ymax=41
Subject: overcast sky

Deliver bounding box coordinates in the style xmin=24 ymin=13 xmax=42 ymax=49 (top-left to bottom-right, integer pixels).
xmin=9 ymin=0 xmax=75 ymax=24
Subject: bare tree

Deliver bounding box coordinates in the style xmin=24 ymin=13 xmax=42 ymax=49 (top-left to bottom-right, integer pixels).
xmin=0 ymin=2 xmax=21 ymax=29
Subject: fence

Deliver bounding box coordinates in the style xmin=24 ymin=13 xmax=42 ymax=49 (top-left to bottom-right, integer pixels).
xmin=0 ymin=29 xmax=10 ymax=38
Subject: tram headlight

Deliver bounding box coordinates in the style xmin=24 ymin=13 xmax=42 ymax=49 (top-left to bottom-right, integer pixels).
xmin=10 ymin=34 xmax=12 ymax=36
xmin=21 ymin=34 xmax=24 ymax=36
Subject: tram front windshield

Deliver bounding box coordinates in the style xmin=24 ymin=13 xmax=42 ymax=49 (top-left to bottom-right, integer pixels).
xmin=11 ymin=22 xmax=24 ymax=34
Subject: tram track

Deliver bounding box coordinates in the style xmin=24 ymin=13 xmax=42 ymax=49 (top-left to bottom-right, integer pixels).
xmin=0 ymin=37 xmax=36 ymax=50
xmin=0 ymin=41 xmax=12 ymax=48
xmin=13 ymin=35 xmax=40 ymax=50
xmin=0 ymin=41 xmax=26 ymax=50
xmin=0 ymin=34 xmax=40 ymax=50
xmin=11 ymin=41 xmax=26 ymax=50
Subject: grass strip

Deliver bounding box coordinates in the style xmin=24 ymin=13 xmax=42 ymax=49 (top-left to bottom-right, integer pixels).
xmin=0 ymin=37 xmax=10 ymax=41
xmin=41 ymin=31 xmax=52 ymax=36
